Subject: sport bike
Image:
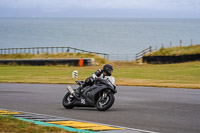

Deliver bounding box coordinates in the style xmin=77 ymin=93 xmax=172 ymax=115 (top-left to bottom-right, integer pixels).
xmin=62 ymin=76 xmax=117 ymax=111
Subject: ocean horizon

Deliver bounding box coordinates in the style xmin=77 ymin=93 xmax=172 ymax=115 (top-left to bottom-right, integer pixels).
xmin=0 ymin=18 xmax=200 ymax=60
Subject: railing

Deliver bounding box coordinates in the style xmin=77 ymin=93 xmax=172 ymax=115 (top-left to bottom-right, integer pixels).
xmin=135 ymin=46 xmax=152 ymax=60
xmin=0 ymin=47 xmax=109 ymax=59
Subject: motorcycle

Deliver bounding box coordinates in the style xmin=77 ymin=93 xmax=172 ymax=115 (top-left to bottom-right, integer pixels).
xmin=62 ymin=76 xmax=117 ymax=111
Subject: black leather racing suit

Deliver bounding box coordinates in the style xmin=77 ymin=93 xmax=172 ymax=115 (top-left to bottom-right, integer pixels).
xmin=83 ymin=69 xmax=105 ymax=87
xmin=77 ymin=69 xmax=104 ymax=93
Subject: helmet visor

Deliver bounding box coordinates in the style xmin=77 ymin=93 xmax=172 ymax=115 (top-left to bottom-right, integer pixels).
xmin=108 ymin=69 xmax=113 ymax=75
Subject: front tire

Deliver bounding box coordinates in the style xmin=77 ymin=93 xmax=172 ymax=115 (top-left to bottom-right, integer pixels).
xmin=62 ymin=92 xmax=75 ymax=109
xmin=96 ymin=92 xmax=115 ymax=111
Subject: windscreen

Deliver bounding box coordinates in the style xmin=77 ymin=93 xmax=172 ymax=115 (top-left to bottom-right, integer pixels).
xmin=105 ymin=76 xmax=115 ymax=85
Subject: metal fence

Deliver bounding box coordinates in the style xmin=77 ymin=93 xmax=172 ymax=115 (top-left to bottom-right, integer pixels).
xmin=0 ymin=46 xmax=158 ymax=61
xmin=0 ymin=47 xmax=109 ymax=59
xmin=135 ymin=46 xmax=153 ymax=60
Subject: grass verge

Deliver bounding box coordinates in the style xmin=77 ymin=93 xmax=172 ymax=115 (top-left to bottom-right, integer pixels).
xmin=148 ymin=44 xmax=200 ymax=56
xmin=0 ymin=115 xmax=74 ymax=133
xmin=0 ymin=61 xmax=200 ymax=89
xmin=0 ymin=53 xmax=108 ymax=65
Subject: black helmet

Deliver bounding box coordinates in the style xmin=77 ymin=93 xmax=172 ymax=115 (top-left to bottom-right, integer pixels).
xmin=103 ymin=64 xmax=113 ymax=76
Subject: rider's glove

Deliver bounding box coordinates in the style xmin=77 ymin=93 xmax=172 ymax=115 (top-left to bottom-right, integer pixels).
xmin=92 ymin=73 xmax=97 ymax=79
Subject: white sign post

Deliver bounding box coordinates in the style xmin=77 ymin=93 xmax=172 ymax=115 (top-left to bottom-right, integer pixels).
xmin=72 ymin=70 xmax=78 ymax=79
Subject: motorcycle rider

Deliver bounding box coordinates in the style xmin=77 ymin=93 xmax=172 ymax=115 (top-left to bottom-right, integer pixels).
xmin=76 ymin=64 xmax=113 ymax=94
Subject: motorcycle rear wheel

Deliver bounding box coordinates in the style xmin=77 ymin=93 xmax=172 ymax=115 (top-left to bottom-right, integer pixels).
xmin=96 ymin=92 xmax=115 ymax=111
xmin=62 ymin=92 xmax=75 ymax=109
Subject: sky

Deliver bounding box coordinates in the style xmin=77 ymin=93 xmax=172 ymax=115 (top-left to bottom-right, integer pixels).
xmin=0 ymin=0 xmax=200 ymax=18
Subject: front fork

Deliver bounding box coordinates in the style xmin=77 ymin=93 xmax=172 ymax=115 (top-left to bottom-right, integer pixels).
xmin=99 ymin=91 xmax=108 ymax=101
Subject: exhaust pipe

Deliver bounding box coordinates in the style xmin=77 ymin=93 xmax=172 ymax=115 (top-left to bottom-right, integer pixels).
xmin=66 ymin=86 xmax=75 ymax=94
xmin=66 ymin=86 xmax=80 ymax=99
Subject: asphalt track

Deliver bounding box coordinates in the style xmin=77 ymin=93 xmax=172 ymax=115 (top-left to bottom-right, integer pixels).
xmin=0 ymin=83 xmax=200 ymax=133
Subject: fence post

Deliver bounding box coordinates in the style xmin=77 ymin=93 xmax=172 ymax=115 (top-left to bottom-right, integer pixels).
xmin=56 ymin=47 xmax=58 ymax=53
xmin=66 ymin=47 xmax=70 ymax=52
xmin=190 ymin=39 xmax=193 ymax=46
xmin=180 ymin=40 xmax=182 ymax=47
xmin=161 ymin=43 xmax=164 ymax=48
xmin=37 ymin=47 xmax=39 ymax=54
xmin=62 ymin=47 xmax=64 ymax=53
xmin=51 ymin=47 xmax=53 ymax=54
xmin=170 ymin=41 xmax=172 ymax=47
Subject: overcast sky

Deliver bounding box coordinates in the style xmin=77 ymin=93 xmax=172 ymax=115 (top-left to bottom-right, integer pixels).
xmin=0 ymin=0 xmax=200 ymax=18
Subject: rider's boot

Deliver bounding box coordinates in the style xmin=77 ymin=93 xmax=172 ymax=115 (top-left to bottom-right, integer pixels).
xmin=76 ymin=86 xmax=82 ymax=95
xmin=76 ymin=83 xmax=85 ymax=95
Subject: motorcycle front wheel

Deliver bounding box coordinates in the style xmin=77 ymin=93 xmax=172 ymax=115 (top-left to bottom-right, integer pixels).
xmin=96 ymin=92 xmax=115 ymax=111
xmin=62 ymin=92 xmax=75 ymax=109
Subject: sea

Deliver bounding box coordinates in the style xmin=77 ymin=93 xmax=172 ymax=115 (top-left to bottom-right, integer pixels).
xmin=0 ymin=18 xmax=200 ymax=60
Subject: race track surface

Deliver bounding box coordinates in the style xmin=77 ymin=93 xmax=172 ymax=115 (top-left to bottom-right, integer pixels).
xmin=0 ymin=83 xmax=200 ymax=133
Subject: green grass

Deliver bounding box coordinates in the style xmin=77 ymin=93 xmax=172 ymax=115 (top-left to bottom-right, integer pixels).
xmin=148 ymin=44 xmax=200 ymax=56
xmin=0 ymin=115 xmax=74 ymax=133
xmin=0 ymin=53 xmax=107 ymax=65
xmin=0 ymin=61 xmax=200 ymax=89
xmin=0 ymin=51 xmax=200 ymax=89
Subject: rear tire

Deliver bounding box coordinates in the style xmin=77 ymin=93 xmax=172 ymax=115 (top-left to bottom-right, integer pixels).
xmin=96 ymin=93 xmax=115 ymax=111
xmin=62 ymin=92 xmax=75 ymax=109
